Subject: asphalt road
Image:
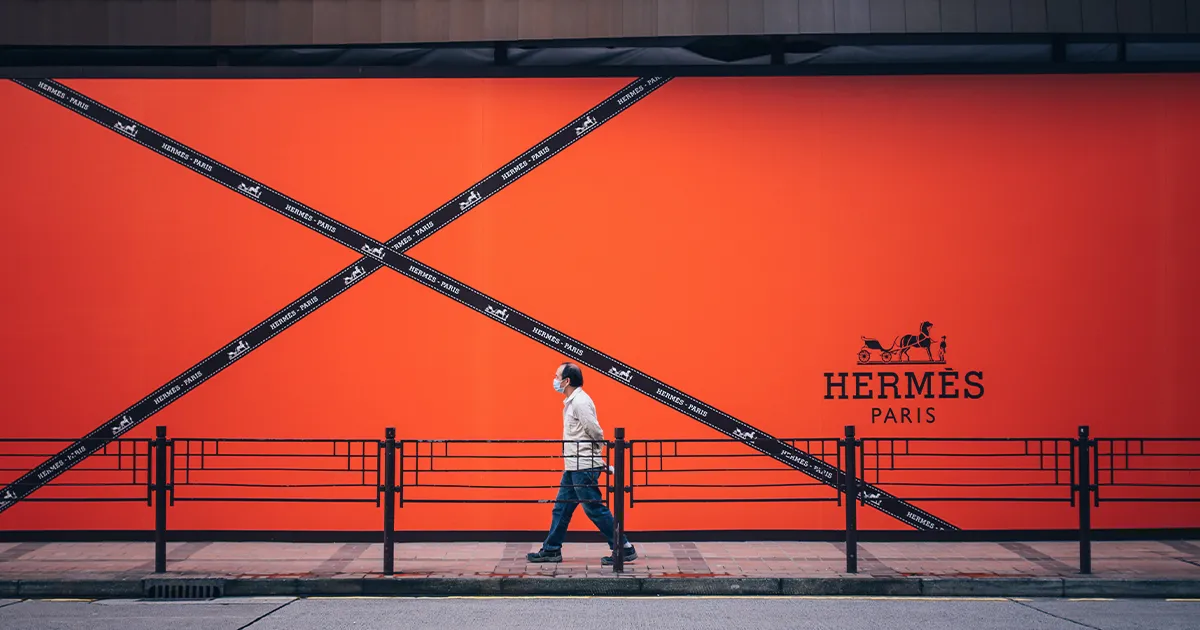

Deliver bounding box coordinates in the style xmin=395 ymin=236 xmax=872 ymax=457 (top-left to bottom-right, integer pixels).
xmin=1 ymin=596 xmax=1197 ymax=630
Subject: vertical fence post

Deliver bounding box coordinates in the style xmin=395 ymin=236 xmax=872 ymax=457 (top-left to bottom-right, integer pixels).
xmin=383 ymin=427 xmax=396 ymax=576
xmin=1077 ymin=425 xmax=1092 ymax=575
xmin=154 ymin=426 xmax=168 ymax=573
xmin=843 ymin=425 xmax=858 ymax=574
xmin=612 ymin=427 xmax=627 ymax=574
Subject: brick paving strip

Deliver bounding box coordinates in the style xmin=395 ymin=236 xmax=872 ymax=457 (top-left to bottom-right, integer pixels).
xmin=1000 ymin=542 xmax=1077 ymax=575
xmin=0 ymin=543 xmax=43 ymax=562
xmin=123 ymin=542 xmax=213 ymax=575
xmin=1163 ymin=540 xmax=1200 ymax=556
xmin=1 ymin=541 xmax=1199 ymax=598
xmin=313 ymin=543 xmax=372 ymax=576
xmin=668 ymin=542 xmax=712 ymax=574
xmin=494 ymin=542 xmax=533 ymax=575
xmin=831 ymin=542 xmax=900 ymax=577
xmin=1162 ymin=541 xmax=1200 ymax=569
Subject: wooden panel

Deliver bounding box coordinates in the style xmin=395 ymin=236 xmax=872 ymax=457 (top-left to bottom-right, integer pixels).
xmin=348 ymin=0 xmax=384 ymax=42
xmin=763 ymin=0 xmax=801 ymax=33
xmin=483 ymin=0 xmax=520 ymax=39
xmin=210 ymin=0 xmax=247 ymax=45
xmin=313 ymin=0 xmax=349 ymax=44
xmin=622 ymin=0 xmax=658 ymax=36
xmin=517 ymin=0 xmax=554 ymax=38
xmin=382 ymin=0 xmax=419 ymax=41
xmin=586 ymin=0 xmax=625 ymax=37
xmin=244 ymin=0 xmax=281 ymax=45
xmin=278 ymin=0 xmax=316 ymax=44
xmin=729 ymin=0 xmax=765 ymax=34
xmin=554 ymin=0 xmax=589 ymax=38
xmin=833 ymin=0 xmax=870 ymax=32
xmin=0 ymin=0 xmax=17 ymax=45
xmin=1116 ymin=0 xmax=1152 ymax=31
xmin=801 ymin=0 xmax=840 ymax=31
xmin=904 ymin=0 xmax=941 ymax=31
xmin=975 ymin=0 xmax=1013 ymax=31
xmin=870 ymin=0 xmax=906 ymax=31
xmin=1011 ymin=0 xmax=1049 ymax=31
xmin=1047 ymin=0 xmax=1083 ymax=31
xmin=415 ymin=0 xmax=452 ymax=40
xmin=941 ymin=0 xmax=977 ymax=31
xmin=658 ymin=0 xmax=696 ymax=35
xmin=0 ymin=1 xmax=21 ymax=45
xmin=1081 ymin=0 xmax=1118 ymax=32
xmin=694 ymin=0 xmax=730 ymax=34
xmin=6 ymin=0 xmax=1199 ymax=46
xmin=1151 ymin=0 xmax=1188 ymax=32
xmin=449 ymin=0 xmax=485 ymax=40
xmin=105 ymin=0 xmax=136 ymax=44
xmin=54 ymin=0 xmax=109 ymax=45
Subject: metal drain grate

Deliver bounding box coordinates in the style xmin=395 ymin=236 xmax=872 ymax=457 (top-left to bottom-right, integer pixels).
xmin=143 ymin=578 xmax=224 ymax=599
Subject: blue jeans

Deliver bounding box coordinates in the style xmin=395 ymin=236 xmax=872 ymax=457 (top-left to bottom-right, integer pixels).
xmin=541 ymin=468 xmax=630 ymax=552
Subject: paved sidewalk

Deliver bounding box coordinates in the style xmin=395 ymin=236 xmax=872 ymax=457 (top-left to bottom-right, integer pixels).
xmin=1 ymin=540 xmax=1199 ymax=598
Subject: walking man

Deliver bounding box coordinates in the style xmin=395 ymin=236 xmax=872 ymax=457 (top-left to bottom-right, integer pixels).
xmin=527 ymin=362 xmax=637 ymax=565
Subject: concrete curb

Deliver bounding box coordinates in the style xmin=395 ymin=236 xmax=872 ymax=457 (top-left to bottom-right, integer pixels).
xmin=1 ymin=576 xmax=1199 ymax=599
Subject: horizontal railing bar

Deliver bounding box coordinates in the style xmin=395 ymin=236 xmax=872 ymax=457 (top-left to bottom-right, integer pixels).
xmin=1095 ymin=483 xmax=1200 ymax=488
xmin=402 ymin=484 xmax=598 ymax=489
xmin=173 ymin=454 xmax=378 ymax=460
xmin=397 ymin=499 xmax=607 ymax=504
xmin=400 ymin=455 xmax=575 ymax=459
xmin=628 ymin=498 xmax=838 ymax=503
xmin=882 ymin=497 xmax=1073 ymax=502
xmin=171 ymin=463 xmax=376 ymax=468
xmin=866 ymin=482 xmax=1070 ymax=487
xmin=861 ymin=438 xmax=1073 ymax=443
xmin=631 ymin=467 xmax=832 ymax=473
xmin=862 ymin=452 xmax=1070 ymax=458
xmin=1092 ymin=498 xmax=1200 ymax=502
xmin=864 ymin=463 xmax=1070 ymax=468
xmin=636 ymin=483 xmax=828 ymax=488
xmin=1096 ymin=438 xmax=1200 ymax=442
xmin=171 ymin=498 xmax=378 ymax=503
xmin=401 ymin=468 xmax=578 ymax=474
xmin=173 ymin=483 xmax=377 ymax=488
xmin=9 ymin=497 xmax=151 ymax=502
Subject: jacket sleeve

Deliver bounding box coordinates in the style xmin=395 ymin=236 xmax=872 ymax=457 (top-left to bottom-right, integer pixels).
xmin=574 ymin=401 xmax=605 ymax=441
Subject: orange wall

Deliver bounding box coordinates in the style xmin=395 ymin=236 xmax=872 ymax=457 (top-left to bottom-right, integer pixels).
xmin=0 ymin=74 xmax=1197 ymax=533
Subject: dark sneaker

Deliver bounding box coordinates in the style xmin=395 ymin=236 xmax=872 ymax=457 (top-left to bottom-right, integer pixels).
xmin=601 ymin=546 xmax=638 ymax=565
xmin=526 ymin=548 xmax=562 ymax=563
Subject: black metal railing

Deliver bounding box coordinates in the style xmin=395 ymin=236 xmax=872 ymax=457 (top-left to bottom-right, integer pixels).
xmin=1 ymin=425 xmax=1198 ymax=577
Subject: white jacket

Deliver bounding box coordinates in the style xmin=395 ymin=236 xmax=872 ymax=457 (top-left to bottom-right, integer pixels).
xmin=561 ymin=388 xmax=606 ymax=471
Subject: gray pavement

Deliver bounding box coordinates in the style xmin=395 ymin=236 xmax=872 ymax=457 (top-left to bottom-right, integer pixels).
xmin=0 ymin=596 xmax=1198 ymax=630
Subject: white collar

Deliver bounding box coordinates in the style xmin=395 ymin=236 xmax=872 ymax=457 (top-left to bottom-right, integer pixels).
xmin=563 ymin=388 xmax=582 ymax=405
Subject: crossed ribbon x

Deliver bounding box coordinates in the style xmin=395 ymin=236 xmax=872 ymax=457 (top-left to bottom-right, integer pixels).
xmin=0 ymin=77 xmax=955 ymax=531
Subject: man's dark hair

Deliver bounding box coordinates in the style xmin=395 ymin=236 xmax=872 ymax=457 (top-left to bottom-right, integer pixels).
xmin=559 ymin=362 xmax=584 ymax=387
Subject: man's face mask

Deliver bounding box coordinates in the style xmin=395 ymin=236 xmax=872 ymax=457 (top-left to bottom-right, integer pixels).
xmin=553 ymin=376 xmax=566 ymax=393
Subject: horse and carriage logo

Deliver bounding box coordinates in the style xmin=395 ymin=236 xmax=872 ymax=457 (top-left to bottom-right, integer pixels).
xmin=858 ymin=321 xmax=947 ymax=365
xmin=113 ymin=121 xmax=139 ymax=137
xmin=574 ymin=115 xmax=597 ymax=136
xmin=458 ymin=190 xmax=482 ymax=211
xmin=360 ymin=243 xmax=386 ymax=260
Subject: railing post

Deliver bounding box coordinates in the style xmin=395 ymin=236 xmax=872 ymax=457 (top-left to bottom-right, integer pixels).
xmin=154 ymin=426 xmax=168 ymax=574
xmin=1077 ymin=425 xmax=1092 ymax=575
xmin=612 ymin=427 xmax=626 ymax=574
xmin=843 ymin=425 xmax=858 ymax=574
xmin=383 ymin=427 xmax=396 ymax=576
